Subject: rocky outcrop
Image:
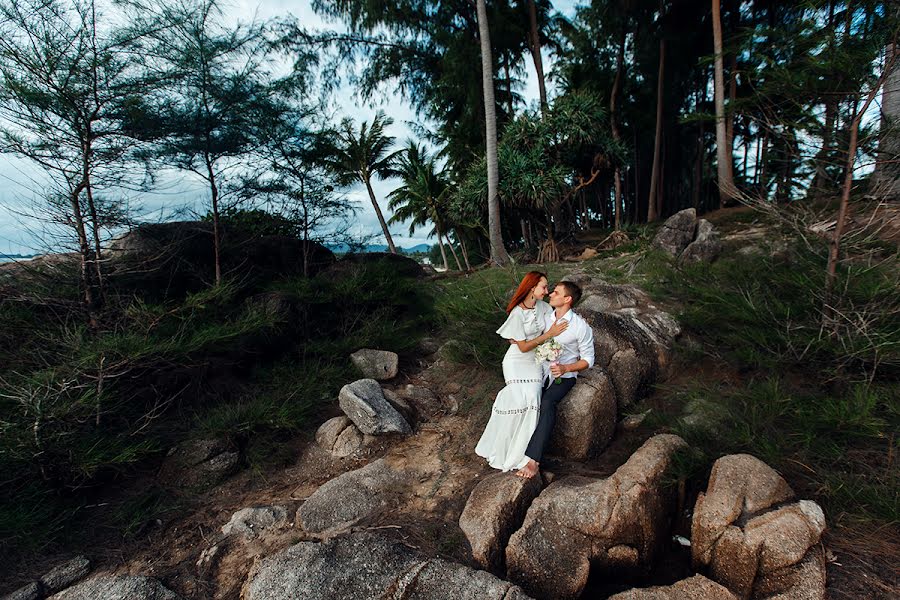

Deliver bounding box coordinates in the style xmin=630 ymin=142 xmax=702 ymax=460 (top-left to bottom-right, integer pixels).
xmin=458 ymin=472 xmax=542 ymax=571
xmin=692 ymin=454 xmax=827 ymax=599
xmin=157 ymin=438 xmax=239 ymax=490
xmin=680 ymin=219 xmax=722 ymax=264
xmin=349 ymin=349 xmax=399 ymax=380
xmin=38 ymin=557 xmax=91 ymax=596
xmin=506 ymin=434 xmax=687 ymax=599
xmin=652 ymin=208 xmax=697 ymax=255
xmin=242 ymin=533 xmax=531 ymax=600
xmin=338 ymin=379 xmax=411 ymax=436
xmin=47 ymin=576 xmax=179 ymax=600
xmin=315 ymin=416 xmax=364 ymax=458
xmin=221 ymin=506 xmax=289 ymax=540
xmin=297 ymin=459 xmax=409 ymax=533
xmin=608 ymin=574 xmax=739 ymax=600
xmin=547 ymin=368 xmax=617 ymax=460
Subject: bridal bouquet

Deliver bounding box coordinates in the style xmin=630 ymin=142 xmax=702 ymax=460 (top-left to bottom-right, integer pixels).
xmin=535 ymin=339 xmax=563 ymax=384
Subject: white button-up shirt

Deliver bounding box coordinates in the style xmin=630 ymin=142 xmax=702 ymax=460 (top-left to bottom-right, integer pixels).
xmin=541 ymin=304 xmax=595 ymax=379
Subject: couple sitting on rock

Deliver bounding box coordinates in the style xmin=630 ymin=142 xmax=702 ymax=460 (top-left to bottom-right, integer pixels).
xmin=476 ymin=272 xmax=595 ymax=479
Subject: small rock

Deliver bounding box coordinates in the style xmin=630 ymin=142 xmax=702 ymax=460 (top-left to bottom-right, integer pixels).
xmin=338 ymin=379 xmax=411 ymax=436
xmin=621 ymin=409 xmax=651 ymax=430
xmin=316 ymin=416 xmax=352 ymax=450
xmin=382 ymin=388 xmax=417 ymax=423
xmin=221 ymin=506 xmax=288 ymax=539
xmin=418 ymin=338 xmax=441 ymax=355
xmin=350 ymin=349 xmax=399 ymax=380
xmin=459 ymin=472 xmax=542 ymax=571
xmin=680 ymin=219 xmax=722 ymax=264
xmin=332 ymin=424 xmax=364 ymax=457
xmin=48 ymin=575 xmax=179 ymax=600
xmin=395 ymin=384 xmax=449 ymax=421
xmin=1 ymin=582 xmax=41 ymax=600
xmin=39 ymin=556 xmax=91 ymax=595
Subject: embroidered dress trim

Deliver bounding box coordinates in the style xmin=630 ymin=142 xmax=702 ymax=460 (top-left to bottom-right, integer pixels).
xmin=505 ymin=378 xmax=542 ymax=385
xmin=492 ymin=405 xmax=540 ymax=415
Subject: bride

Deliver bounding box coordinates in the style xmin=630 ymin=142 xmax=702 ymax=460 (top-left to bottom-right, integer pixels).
xmin=475 ymin=271 xmax=568 ymax=475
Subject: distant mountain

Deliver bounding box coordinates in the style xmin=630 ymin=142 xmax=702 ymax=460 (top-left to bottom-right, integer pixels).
xmin=326 ymin=243 xmax=431 ymax=254
xmin=0 ymin=253 xmax=37 ymax=262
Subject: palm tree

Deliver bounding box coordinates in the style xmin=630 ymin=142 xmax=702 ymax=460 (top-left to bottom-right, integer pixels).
xmin=323 ymin=111 xmax=399 ymax=253
xmin=388 ymin=142 xmax=462 ymax=271
xmin=476 ymin=0 xmax=512 ymax=266
xmin=712 ymin=0 xmax=736 ymax=207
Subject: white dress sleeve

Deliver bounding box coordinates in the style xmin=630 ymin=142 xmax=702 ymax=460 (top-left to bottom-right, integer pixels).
xmin=496 ymin=308 xmax=527 ymax=341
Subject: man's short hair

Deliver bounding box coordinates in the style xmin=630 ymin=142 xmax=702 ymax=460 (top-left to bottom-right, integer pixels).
xmin=557 ymin=281 xmax=582 ymax=307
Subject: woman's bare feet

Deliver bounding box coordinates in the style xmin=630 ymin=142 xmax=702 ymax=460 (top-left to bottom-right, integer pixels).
xmin=515 ymin=459 xmax=539 ymax=479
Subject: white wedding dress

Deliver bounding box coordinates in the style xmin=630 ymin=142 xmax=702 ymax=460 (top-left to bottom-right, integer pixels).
xmin=475 ymin=302 xmax=551 ymax=472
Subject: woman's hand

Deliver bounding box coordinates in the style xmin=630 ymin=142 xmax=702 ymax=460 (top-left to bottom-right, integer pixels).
xmin=546 ymin=319 xmax=568 ymax=338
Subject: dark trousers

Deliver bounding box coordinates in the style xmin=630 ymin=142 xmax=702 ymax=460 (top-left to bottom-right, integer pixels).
xmin=525 ymin=377 xmax=576 ymax=462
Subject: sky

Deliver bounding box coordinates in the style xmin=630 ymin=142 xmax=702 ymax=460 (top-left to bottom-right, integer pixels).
xmin=0 ymin=0 xmax=579 ymax=256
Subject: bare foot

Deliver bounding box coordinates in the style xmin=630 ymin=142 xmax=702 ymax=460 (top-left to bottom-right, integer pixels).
xmin=515 ymin=459 xmax=539 ymax=479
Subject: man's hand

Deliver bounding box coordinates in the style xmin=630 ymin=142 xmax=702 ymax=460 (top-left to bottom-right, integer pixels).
xmin=550 ymin=362 xmax=567 ymax=378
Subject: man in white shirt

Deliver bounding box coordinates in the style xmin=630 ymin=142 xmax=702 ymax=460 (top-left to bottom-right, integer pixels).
xmin=517 ymin=281 xmax=595 ymax=479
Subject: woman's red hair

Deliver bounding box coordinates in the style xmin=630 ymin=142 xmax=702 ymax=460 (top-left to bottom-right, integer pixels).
xmin=506 ymin=271 xmax=547 ymax=314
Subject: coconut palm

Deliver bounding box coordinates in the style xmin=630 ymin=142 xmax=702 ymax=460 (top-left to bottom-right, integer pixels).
xmin=388 ymin=142 xmax=462 ymax=270
xmin=322 ymin=111 xmax=399 ymax=253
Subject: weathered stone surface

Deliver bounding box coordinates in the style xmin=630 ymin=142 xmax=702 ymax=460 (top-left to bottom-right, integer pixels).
xmin=692 ymin=454 xmax=795 ymax=567
xmin=221 ymin=506 xmax=289 ymax=539
xmin=578 ymin=283 xmax=649 ymax=313
xmin=381 ymin=388 xmax=417 ymax=423
xmin=338 ymin=379 xmax=411 ymax=436
xmin=39 ymin=556 xmax=91 ymax=594
xmin=506 ymin=434 xmax=687 ymax=599
xmin=48 ymin=576 xmax=179 ymax=600
xmin=157 ymin=438 xmax=239 ymax=489
xmin=459 ymin=472 xmax=542 ymax=570
xmin=349 ymin=349 xmax=399 ymax=380
xmin=242 ymin=533 xmax=531 ymax=600
xmin=608 ymin=348 xmax=643 ymax=409
xmin=297 ymin=459 xmax=408 ymax=533
xmin=680 ymin=219 xmax=722 ymax=264
xmin=393 ymin=384 xmax=450 ymax=421
xmin=607 ymin=575 xmax=739 ymax=600
xmin=1 ymin=582 xmax=40 ymax=600
xmin=548 ymin=368 xmax=617 ymax=460
xmin=653 ymin=208 xmax=697 ymax=256
xmin=692 ymin=455 xmax=827 ymax=600
xmin=315 ymin=416 xmax=364 ymax=457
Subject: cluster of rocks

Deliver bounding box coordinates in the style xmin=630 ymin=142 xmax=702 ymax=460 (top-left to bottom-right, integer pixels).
xmin=652 ymin=208 xmax=722 ymax=264
xmin=3 ymin=556 xmax=94 ymax=600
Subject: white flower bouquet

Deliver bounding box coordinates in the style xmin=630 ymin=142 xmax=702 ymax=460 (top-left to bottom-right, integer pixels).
xmin=535 ymin=338 xmax=563 ymax=384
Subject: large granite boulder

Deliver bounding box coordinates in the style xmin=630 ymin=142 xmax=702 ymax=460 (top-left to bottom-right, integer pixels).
xmin=315 ymin=416 xmax=364 ymax=458
xmin=607 ymin=574 xmax=739 ymax=600
xmin=350 ymin=349 xmax=399 ymax=380
xmin=157 ymin=438 xmax=239 ymax=490
xmin=459 ymin=472 xmax=542 ymax=571
xmin=48 ymin=576 xmax=179 ymax=600
xmin=692 ymin=454 xmax=827 ymax=599
xmin=547 ymin=368 xmax=617 ymax=460
xmin=506 ymin=434 xmax=687 ymax=599
xmin=338 ymin=379 xmax=411 ymax=436
xmin=297 ymin=459 xmax=409 ymax=533
xmin=242 ymin=532 xmax=531 ymax=600
xmin=680 ymin=219 xmax=722 ymax=264
xmin=652 ymin=208 xmax=697 ymax=256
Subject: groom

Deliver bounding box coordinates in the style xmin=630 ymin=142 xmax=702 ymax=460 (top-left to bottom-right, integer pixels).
xmin=517 ymin=281 xmax=595 ymax=479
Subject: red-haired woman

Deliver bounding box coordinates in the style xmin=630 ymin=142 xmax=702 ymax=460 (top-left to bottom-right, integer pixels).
xmin=475 ymin=271 xmax=568 ymax=473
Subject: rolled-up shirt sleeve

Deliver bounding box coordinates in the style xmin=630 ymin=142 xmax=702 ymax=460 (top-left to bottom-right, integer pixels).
xmin=578 ymin=319 xmax=595 ymax=369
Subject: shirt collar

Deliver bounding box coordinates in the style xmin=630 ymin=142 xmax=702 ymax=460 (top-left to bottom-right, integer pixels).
xmin=554 ymin=308 xmax=574 ymax=322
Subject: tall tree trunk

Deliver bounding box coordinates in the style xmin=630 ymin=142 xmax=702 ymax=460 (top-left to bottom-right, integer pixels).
xmin=435 ymin=226 xmax=449 ymax=270
xmin=526 ymin=0 xmax=548 ymax=114
xmin=82 ymin=130 xmax=103 ymax=297
xmin=445 ymin=231 xmax=463 ymax=271
xmin=476 ymin=0 xmax=512 ymax=265
xmin=70 ymin=182 xmax=95 ymax=310
xmin=363 ymin=176 xmax=397 ymax=253
xmin=456 ymin=228 xmax=472 ymax=270
xmin=521 ymin=218 xmax=531 ymax=248
xmin=204 ymin=153 xmax=222 ymax=286
xmin=826 ymin=46 xmax=897 ymax=311
xmin=712 ymin=0 xmax=737 ymax=207
xmin=872 ymin=41 xmax=900 ymax=198
xmin=647 ymin=37 xmax=665 ymax=223
xmin=611 ymin=27 xmax=626 ymax=230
